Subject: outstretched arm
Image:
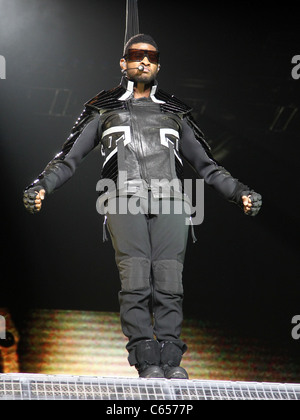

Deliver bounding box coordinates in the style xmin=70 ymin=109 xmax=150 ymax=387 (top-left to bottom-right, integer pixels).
xmin=23 ymin=108 xmax=101 ymax=214
xmin=180 ymin=118 xmax=262 ymax=216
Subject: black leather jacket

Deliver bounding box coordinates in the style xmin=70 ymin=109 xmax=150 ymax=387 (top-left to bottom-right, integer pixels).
xmin=27 ymin=77 xmax=250 ymax=208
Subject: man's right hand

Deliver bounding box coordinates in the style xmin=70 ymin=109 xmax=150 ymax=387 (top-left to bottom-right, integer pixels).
xmin=23 ymin=187 xmax=46 ymax=214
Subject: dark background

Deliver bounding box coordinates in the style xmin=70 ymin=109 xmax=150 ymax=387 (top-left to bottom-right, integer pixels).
xmin=1 ymin=0 xmax=299 ymax=352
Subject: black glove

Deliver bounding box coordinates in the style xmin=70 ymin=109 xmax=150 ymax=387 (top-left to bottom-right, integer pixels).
xmin=23 ymin=185 xmax=45 ymax=214
xmin=241 ymin=191 xmax=262 ymax=216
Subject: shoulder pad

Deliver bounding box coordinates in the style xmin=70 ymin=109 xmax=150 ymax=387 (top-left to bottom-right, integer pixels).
xmin=155 ymin=89 xmax=193 ymax=115
xmin=85 ymin=85 xmax=127 ymax=111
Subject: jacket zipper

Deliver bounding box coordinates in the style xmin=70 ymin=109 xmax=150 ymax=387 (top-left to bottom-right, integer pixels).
xmin=128 ymin=101 xmax=150 ymax=186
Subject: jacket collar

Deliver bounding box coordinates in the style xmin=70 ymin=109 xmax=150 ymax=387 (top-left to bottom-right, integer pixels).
xmin=118 ymin=76 xmax=165 ymax=104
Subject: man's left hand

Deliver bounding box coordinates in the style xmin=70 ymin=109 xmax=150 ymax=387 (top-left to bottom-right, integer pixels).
xmin=242 ymin=195 xmax=252 ymax=214
xmin=241 ymin=192 xmax=262 ymax=216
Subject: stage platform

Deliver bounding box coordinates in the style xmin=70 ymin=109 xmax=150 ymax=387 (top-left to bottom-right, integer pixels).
xmin=1 ymin=373 xmax=300 ymax=400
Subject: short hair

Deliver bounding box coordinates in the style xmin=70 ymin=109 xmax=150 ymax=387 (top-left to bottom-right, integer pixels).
xmin=123 ymin=33 xmax=159 ymax=56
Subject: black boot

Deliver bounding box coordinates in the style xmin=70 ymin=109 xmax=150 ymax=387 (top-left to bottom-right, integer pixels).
xmin=135 ymin=339 xmax=164 ymax=378
xmin=160 ymin=341 xmax=189 ymax=380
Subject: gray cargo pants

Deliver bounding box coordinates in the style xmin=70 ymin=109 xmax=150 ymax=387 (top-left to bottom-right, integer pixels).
xmin=106 ymin=196 xmax=190 ymax=365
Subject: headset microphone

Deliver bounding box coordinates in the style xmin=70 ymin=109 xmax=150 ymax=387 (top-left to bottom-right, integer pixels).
xmin=123 ymin=65 xmax=145 ymax=74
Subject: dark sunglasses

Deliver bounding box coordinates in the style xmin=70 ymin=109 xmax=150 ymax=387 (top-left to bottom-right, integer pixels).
xmin=124 ymin=49 xmax=160 ymax=65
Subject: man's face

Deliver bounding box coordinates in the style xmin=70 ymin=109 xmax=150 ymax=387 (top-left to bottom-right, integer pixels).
xmin=120 ymin=42 xmax=160 ymax=84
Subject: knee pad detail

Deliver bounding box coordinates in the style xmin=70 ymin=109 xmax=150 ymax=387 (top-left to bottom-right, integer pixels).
xmin=152 ymin=260 xmax=184 ymax=294
xmin=118 ymin=257 xmax=151 ymax=291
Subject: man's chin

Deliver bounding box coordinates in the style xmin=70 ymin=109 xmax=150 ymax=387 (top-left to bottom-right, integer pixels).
xmin=129 ymin=73 xmax=156 ymax=84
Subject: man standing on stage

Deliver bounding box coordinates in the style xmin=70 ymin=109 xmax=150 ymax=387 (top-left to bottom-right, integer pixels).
xmin=23 ymin=33 xmax=262 ymax=379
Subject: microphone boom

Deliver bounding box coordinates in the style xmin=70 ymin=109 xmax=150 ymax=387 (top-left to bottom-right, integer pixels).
xmin=123 ymin=65 xmax=145 ymax=74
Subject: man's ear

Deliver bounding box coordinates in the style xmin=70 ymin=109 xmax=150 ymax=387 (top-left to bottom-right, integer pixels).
xmin=157 ymin=64 xmax=161 ymax=72
xmin=120 ymin=58 xmax=127 ymax=71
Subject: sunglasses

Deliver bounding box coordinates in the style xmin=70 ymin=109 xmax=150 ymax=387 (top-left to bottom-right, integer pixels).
xmin=124 ymin=49 xmax=160 ymax=65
